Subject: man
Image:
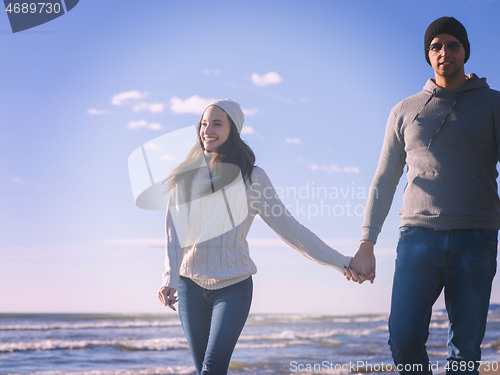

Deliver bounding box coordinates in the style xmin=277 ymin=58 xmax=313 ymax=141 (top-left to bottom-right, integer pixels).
xmin=346 ymin=17 xmax=500 ymax=375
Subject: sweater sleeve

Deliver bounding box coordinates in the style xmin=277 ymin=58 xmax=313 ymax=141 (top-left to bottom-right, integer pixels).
xmin=251 ymin=168 xmax=352 ymax=274
xmin=361 ymin=108 xmax=407 ymax=243
xmin=161 ymin=207 xmax=185 ymax=290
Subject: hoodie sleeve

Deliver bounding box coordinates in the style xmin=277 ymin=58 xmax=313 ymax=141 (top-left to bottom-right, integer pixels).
xmin=361 ymin=107 xmax=407 ymax=243
xmin=250 ymin=168 xmax=352 ymax=274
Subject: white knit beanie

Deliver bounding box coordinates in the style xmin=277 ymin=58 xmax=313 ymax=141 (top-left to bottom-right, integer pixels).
xmin=208 ymin=99 xmax=245 ymax=134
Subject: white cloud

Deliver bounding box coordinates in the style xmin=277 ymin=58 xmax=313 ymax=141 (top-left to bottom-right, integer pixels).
xmin=203 ymin=69 xmax=221 ymax=75
xmin=127 ymin=120 xmax=147 ymax=129
xmin=148 ymin=123 xmax=163 ymax=131
xmin=127 ymin=120 xmax=163 ymax=131
xmin=112 ymin=90 xmax=148 ymax=106
xmin=251 ymin=72 xmax=283 ymax=87
xmin=285 ymin=138 xmax=302 ymax=145
xmin=132 ymin=102 xmax=165 ymax=114
xmin=309 ymin=164 xmax=360 ymax=174
xmin=241 ymin=126 xmax=255 ymax=135
xmin=9 ymin=177 xmax=24 ymax=184
xmin=87 ymin=108 xmax=110 ymax=115
xmin=243 ymin=108 xmax=259 ymax=116
xmin=170 ymin=95 xmax=213 ymax=115
xmin=341 ymin=166 xmax=360 ymax=173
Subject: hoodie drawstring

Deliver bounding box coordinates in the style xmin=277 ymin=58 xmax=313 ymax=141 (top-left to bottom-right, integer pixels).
xmin=412 ymin=88 xmax=438 ymax=123
xmin=411 ymin=87 xmax=461 ymax=148
xmin=428 ymin=98 xmax=459 ymax=148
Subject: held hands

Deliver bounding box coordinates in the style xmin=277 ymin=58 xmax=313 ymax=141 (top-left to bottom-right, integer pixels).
xmin=344 ymin=241 xmax=376 ymax=284
xmin=158 ymin=287 xmax=178 ymax=311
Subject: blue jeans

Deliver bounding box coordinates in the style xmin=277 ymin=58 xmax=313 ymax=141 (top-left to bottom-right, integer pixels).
xmin=177 ymin=276 xmax=253 ymax=375
xmin=389 ymin=227 xmax=497 ymax=375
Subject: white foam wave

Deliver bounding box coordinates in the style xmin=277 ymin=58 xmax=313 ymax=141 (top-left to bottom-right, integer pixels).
xmin=0 ymin=337 xmax=188 ymax=353
xmin=431 ymin=311 xmax=449 ymax=320
xmin=236 ymin=342 xmax=291 ymax=349
xmin=246 ymin=313 xmax=388 ymax=325
xmin=427 ymin=350 xmax=449 ymax=358
xmin=340 ymin=315 xmax=388 ymax=323
xmin=481 ymin=341 xmax=500 ymax=349
xmin=429 ymin=322 xmax=449 ymax=330
xmin=0 ymin=320 xmax=181 ymax=331
xmin=238 ymin=327 xmax=376 ymax=344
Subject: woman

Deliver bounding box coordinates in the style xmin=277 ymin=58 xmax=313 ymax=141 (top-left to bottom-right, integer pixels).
xmin=158 ymin=99 xmax=351 ymax=375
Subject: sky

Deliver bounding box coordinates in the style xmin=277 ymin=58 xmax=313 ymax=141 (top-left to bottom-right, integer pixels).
xmin=1 ymin=0 xmax=500 ymax=315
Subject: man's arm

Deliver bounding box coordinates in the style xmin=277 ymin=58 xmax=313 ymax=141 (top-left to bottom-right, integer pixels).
xmin=349 ymin=109 xmax=406 ymax=283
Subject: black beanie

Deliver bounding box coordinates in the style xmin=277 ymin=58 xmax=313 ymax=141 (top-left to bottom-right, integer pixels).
xmin=424 ymin=17 xmax=470 ymax=65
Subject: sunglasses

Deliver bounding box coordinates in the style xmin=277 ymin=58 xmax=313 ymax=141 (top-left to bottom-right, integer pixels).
xmin=427 ymin=41 xmax=462 ymax=53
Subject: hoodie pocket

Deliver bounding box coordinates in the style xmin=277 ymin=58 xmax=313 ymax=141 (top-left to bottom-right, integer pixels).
xmin=402 ymin=170 xmax=494 ymax=216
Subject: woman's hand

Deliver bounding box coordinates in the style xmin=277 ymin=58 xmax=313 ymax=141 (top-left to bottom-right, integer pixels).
xmin=345 ymin=241 xmax=376 ymax=284
xmin=158 ymin=287 xmax=178 ymax=311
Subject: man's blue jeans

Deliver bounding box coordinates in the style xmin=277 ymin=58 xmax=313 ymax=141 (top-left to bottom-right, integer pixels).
xmin=389 ymin=227 xmax=497 ymax=375
xmin=177 ymin=276 xmax=253 ymax=375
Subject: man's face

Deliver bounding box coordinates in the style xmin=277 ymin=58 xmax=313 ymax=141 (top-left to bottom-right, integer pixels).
xmin=428 ymin=33 xmax=466 ymax=79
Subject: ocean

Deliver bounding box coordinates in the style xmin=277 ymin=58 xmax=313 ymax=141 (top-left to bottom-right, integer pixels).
xmin=1 ymin=308 xmax=500 ymax=375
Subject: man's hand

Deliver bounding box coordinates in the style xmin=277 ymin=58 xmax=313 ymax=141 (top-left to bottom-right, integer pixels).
xmin=346 ymin=240 xmax=376 ymax=284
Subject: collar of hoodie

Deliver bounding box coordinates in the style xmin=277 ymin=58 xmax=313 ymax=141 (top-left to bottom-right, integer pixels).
xmin=412 ymin=73 xmax=488 ymax=147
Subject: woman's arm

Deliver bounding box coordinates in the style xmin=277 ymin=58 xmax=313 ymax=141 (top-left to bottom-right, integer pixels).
xmin=250 ymin=168 xmax=351 ymax=274
xmin=161 ymin=207 xmax=185 ymax=291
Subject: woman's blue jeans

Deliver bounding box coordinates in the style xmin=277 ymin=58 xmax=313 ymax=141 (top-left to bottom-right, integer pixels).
xmin=389 ymin=227 xmax=497 ymax=375
xmin=177 ymin=276 xmax=253 ymax=375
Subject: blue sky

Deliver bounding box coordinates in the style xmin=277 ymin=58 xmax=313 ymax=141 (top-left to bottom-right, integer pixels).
xmin=1 ymin=0 xmax=500 ymax=315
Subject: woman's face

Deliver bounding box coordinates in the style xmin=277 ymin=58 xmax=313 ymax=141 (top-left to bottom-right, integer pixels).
xmin=199 ymin=105 xmax=231 ymax=152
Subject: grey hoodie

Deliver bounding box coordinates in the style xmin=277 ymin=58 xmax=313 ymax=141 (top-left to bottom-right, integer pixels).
xmin=362 ymin=74 xmax=500 ymax=243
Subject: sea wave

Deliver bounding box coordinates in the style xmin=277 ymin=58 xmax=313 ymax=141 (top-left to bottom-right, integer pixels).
xmin=429 ymin=321 xmax=449 ymax=330
xmin=246 ymin=314 xmax=388 ymax=325
xmin=0 ymin=320 xmax=181 ymax=331
xmin=0 ymin=337 xmax=189 ymax=354
xmin=240 ymin=327 xmax=381 ymax=343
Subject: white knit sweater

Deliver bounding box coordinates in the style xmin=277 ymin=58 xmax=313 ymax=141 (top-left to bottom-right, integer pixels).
xmin=162 ymin=166 xmax=352 ymax=290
